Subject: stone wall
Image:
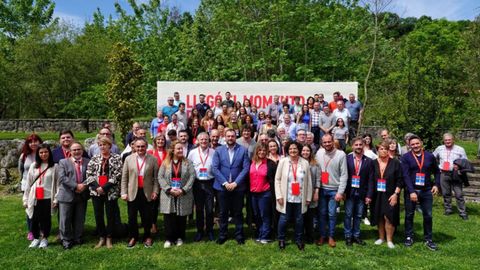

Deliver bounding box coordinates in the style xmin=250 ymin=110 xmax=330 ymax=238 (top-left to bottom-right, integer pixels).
xmin=0 ymin=119 xmax=116 ymax=133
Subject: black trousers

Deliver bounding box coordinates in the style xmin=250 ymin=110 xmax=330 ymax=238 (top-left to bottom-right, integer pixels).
xmin=164 ymin=214 xmax=187 ymax=242
xmin=127 ymin=189 xmax=152 ymax=240
xmin=151 ymin=197 xmax=160 ymax=226
xmin=92 ymin=196 xmax=117 ymax=238
xmin=304 ymin=206 xmax=318 ymax=242
xmin=31 ymin=199 xmax=52 ymax=239
xmin=193 ymin=179 xmax=215 ymax=234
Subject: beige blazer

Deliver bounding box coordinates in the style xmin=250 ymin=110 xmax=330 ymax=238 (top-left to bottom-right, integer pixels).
xmin=121 ymin=153 xmax=159 ymax=202
xmin=274 ymin=157 xmax=312 ymax=214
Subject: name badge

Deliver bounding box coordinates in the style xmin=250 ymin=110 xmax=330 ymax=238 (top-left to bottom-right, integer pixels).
xmin=352 ymin=175 xmax=360 ymax=188
xmin=415 ymin=173 xmax=425 ymax=186
xmin=98 ymin=175 xmax=108 ymax=186
xmin=291 ymin=182 xmax=300 ymax=196
xmin=199 ymin=168 xmax=208 ymax=179
xmin=321 ymin=172 xmax=329 ymax=185
xmin=442 ymin=162 xmax=450 ymax=171
xmin=377 ymin=179 xmax=386 ymax=192
xmin=171 ymin=177 xmax=182 ymax=189
xmin=35 ymin=187 xmax=45 ymax=200
xmin=138 ymin=175 xmax=144 ymax=188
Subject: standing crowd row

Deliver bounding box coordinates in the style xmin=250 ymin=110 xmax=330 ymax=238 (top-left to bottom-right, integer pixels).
xmin=18 ymin=91 xmax=472 ymax=251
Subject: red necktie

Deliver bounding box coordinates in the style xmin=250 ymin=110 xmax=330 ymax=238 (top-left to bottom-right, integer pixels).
xmin=75 ymin=160 xmax=82 ymax=183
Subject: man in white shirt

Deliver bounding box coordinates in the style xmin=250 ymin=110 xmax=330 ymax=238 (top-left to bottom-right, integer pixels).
xmin=188 ymin=132 xmax=216 ymax=241
xmin=166 ymin=114 xmax=185 ymax=140
xmin=333 ymin=100 xmax=351 ymax=129
xmin=433 ymin=133 xmax=468 ymax=219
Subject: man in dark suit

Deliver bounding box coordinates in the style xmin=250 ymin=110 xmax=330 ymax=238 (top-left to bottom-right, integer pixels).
xmin=344 ymin=137 xmax=374 ymax=246
xmin=53 ymin=130 xmax=89 ymax=163
xmin=57 ymin=142 xmax=90 ymax=249
xmin=212 ymin=129 xmax=250 ymax=245
xmin=121 ymin=138 xmax=159 ymax=248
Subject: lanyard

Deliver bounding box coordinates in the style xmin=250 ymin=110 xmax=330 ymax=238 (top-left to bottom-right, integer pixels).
xmin=378 ymin=158 xmax=389 ymax=179
xmin=411 ymin=150 xmax=425 ymax=172
xmin=192 ymin=127 xmax=198 ymax=137
xmin=173 ymin=161 xmax=181 ymax=178
xmin=446 ymin=148 xmax=451 ymax=162
xmin=101 ymin=156 xmax=110 ymax=175
xmin=323 ymin=154 xmax=333 ymax=170
xmin=62 ymin=148 xmax=70 ymax=158
xmin=136 ymin=155 xmax=146 ymax=176
xmin=156 ymin=149 xmax=166 ymax=162
xmin=291 ymin=160 xmax=298 ymax=182
xmin=354 ymin=156 xmax=362 ymax=176
xmin=37 ymin=166 xmax=45 ymax=185
xmin=198 ymin=147 xmax=210 ymax=167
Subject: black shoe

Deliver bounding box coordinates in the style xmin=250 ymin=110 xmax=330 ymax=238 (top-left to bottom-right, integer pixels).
xmin=461 ymin=215 xmax=469 ymax=220
xmin=296 ymin=242 xmax=305 ymax=251
xmin=216 ymin=238 xmax=227 ymax=245
xmin=425 ymin=240 xmax=438 ymax=251
xmin=353 ymin=237 xmax=366 ymax=246
xmin=444 ymin=210 xmax=453 ymax=216
xmin=207 ymin=231 xmax=215 ymax=241
xmin=345 ymin=237 xmax=353 ymax=246
xmin=404 ymin=237 xmax=414 ymax=247
xmin=127 ymin=238 xmax=136 ymax=249
xmin=278 ymin=240 xmax=286 ymax=250
xmin=236 ymin=239 xmax=245 ymax=245
xmin=73 ymin=239 xmax=83 ymax=245
xmin=194 ymin=233 xmax=203 ymax=242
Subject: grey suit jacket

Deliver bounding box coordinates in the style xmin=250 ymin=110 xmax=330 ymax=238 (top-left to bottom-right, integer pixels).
xmin=57 ymin=157 xmax=90 ymax=203
xmin=121 ymin=153 xmax=159 ymax=202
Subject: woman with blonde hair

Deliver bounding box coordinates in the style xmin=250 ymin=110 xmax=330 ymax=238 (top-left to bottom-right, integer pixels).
xmin=158 ymin=140 xmax=196 ymax=248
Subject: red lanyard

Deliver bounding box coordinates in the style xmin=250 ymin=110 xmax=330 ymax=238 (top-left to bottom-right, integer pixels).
xmin=156 ymin=149 xmax=166 ymax=162
xmin=411 ymin=150 xmax=425 ymax=172
xmin=291 ymin=160 xmax=298 ymax=182
xmin=63 ymin=148 xmax=70 ymax=158
xmin=323 ymin=155 xmax=333 ymax=170
xmin=173 ymin=161 xmax=181 ymax=178
xmin=354 ymin=157 xmax=362 ymax=176
xmin=198 ymin=148 xmax=209 ymax=167
xmin=378 ymin=158 xmax=389 ymax=179
xmin=136 ymin=155 xmax=146 ymax=176
xmin=446 ymin=149 xmax=451 ymax=162
xmin=192 ymin=127 xmax=198 ymax=137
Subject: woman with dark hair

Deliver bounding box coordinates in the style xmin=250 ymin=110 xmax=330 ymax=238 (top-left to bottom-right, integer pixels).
xmin=251 ymin=105 xmax=259 ymax=126
xmin=188 ymin=108 xmax=201 ymax=128
xmin=256 ymin=110 xmax=266 ymax=132
xmin=244 ymin=114 xmax=257 ymax=139
xmin=238 ymin=106 xmax=249 ymax=123
xmin=19 ymin=133 xmax=43 ymax=240
xmin=260 ymin=115 xmax=277 ymax=135
xmin=250 ymin=143 xmax=277 ymax=244
xmin=275 ymin=141 xmax=312 ymax=251
xmin=297 ymin=104 xmax=312 ymax=132
xmin=147 ymin=134 xmax=168 ymax=234
xmin=201 ymin=109 xmax=216 ymax=133
xmin=187 ymin=118 xmax=205 ymax=145
xmin=300 ymin=144 xmax=320 ymax=243
xmin=215 ymin=114 xmax=225 ymax=128
xmin=307 ymin=96 xmax=315 ymax=110
xmin=86 ymin=137 xmax=123 ymax=249
xmin=332 ymin=118 xmax=349 ymax=151
xmin=23 ymin=144 xmax=58 ymax=248
xmin=267 ymin=139 xmax=281 ymax=164
xmin=234 ymin=101 xmax=242 ymax=112
xmin=387 ymin=138 xmax=399 ymax=159
xmin=158 ymin=141 xmax=196 ymax=248
xmin=370 ymin=141 xmax=403 ymax=249
xmin=362 ymin=134 xmax=378 ymax=159
xmin=243 ymin=99 xmax=253 ymax=114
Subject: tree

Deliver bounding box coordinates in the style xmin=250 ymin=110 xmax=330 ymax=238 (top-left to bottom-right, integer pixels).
xmin=105 ymin=42 xmax=143 ymax=141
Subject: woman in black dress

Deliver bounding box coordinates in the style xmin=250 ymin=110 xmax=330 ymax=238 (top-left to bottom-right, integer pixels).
xmin=370 ymin=141 xmax=403 ymax=249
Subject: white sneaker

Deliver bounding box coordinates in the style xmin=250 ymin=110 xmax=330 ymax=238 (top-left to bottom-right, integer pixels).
xmin=387 ymin=241 xmax=395 ymax=249
xmin=259 ymin=240 xmax=269 ymax=244
xmin=163 ymin=241 xmax=172 ymax=248
xmin=176 ymin=238 xmax=183 ymax=246
xmin=29 ymin=239 xmax=40 ymax=248
xmin=39 ymin=239 xmax=48 ymax=248
xmin=374 ymin=239 xmax=384 ymax=245
xmin=363 ymin=217 xmax=371 ymax=225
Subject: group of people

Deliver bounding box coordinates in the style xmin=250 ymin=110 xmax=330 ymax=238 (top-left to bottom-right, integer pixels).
xmin=18 ymin=91 xmax=471 ymax=252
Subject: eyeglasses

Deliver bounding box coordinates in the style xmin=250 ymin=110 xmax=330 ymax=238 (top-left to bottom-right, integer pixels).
xmin=100 ymin=133 xmax=111 ymax=135
xmin=71 ymin=149 xmax=82 ymax=152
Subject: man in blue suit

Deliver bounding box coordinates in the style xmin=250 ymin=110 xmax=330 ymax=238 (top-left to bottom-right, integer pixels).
xmin=344 ymin=137 xmax=374 ymax=246
xmin=212 ymin=129 xmax=250 ymax=245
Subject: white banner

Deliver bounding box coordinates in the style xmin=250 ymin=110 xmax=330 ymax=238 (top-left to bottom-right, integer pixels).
xmin=157 ymin=81 xmax=358 ymax=110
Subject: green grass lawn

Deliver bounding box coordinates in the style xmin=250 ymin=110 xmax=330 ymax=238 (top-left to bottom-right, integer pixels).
xmin=0 ymin=193 xmax=479 ymax=269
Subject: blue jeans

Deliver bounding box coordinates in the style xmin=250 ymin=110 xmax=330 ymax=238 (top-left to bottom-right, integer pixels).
xmin=344 ymin=191 xmax=364 ymax=238
xmin=405 ymin=189 xmax=433 ymax=241
xmin=217 ymin=190 xmax=245 ymax=241
xmin=251 ymin=191 xmax=272 ymax=240
xmin=318 ymin=188 xmax=339 ymax=238
xmin=277 ymin=202 xmax=303 ymax=243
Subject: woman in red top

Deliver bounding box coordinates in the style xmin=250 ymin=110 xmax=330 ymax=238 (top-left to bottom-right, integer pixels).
xmin=147 ymin=134 xmax=167 ymax=234
xmin=250 ymin=143 xmax=277 ymax=244
xmin=157 ymin=115 xmax=169 ymax=136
